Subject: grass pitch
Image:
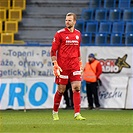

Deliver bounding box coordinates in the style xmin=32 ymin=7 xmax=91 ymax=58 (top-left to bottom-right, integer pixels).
xmin=0 ymin=109 xmax=132 ymax=133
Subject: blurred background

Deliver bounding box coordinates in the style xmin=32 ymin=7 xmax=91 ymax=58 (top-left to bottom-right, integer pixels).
xmin=0 ymin=0 xmax=133 ymax=110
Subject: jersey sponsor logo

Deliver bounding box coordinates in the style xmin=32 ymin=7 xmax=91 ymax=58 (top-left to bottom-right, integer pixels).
xmin=66 ymin=40 xmax=79 ymax=45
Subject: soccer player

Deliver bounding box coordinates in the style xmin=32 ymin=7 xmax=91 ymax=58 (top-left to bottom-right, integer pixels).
xmin=51 ymin=12 xmax=86 ymax=120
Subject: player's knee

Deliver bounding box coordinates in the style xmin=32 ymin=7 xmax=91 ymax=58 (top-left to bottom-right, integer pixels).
xmin=58 ymin=85 xmax=66 ymax=94
xmin=57 ymin=90 xmax=64 ymax=95
xmin=73 ymin=86 xmax=80 ymax=92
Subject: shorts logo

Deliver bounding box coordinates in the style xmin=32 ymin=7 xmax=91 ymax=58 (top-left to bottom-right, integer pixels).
xmin=73 ymin=71 xmax=81 ymax=75
xmin=60 ymin=75 xmax=68 ymax=79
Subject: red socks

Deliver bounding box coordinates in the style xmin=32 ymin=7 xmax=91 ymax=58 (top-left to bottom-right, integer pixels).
xmin=73 ymin=91 xmax=81 ymax=113
xmin=53 ymin=90 xmax=81 ymax=113
xmin=53 ymin=90 xmax=63 ymax=112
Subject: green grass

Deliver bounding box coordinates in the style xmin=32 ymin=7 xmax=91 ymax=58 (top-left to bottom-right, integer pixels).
xmin=0 ymin=109 xmax=133 ymax=133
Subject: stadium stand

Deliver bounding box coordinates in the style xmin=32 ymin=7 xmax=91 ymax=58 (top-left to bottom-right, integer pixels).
xmin=81 ymin=9 xmax=94 ymax=21
xmin=95 ymin=9 xmax=108 ymax=21
xmin=5 ymin=20 xmax=18 ymax=33
xmin=125 ymin=33 xmax=133 ymax=46
xmin=89 ymin=0 xmax=102 ymax=9
xmin=0 ymin=0 xmax=26 ymax=44
xmin=123 ymin=9 xmax=133 ymax=21
xmin=81 ymin=33 xmax=92 ymax=45
xmin=110 ymin=33 xmax=123 ymax=46
xmin=0 ymin=21 xmax=2 ymax=33
xmin=18 ymin=0 xmax=89 ymax=44
xmin=8 ymin=9 xmax=22 ymax=22
xmin=99 ymin=21 xmax=112 ymax=34
xmin=112 ymin=22 xmax=125 ymax=34
xmin=1 ymin=0 xmax=133 ymax=46
xmin=0 ymin=8 xmax=6 ymax=21
xmin=86 ymin=21 xmax=98 ymax=33
xmin=104 ymin=0 xmax=116 ymax=9
xmin=75 ymin=20 xmax=85 ymax=33
xmin=118 ymin=0 xmax=131 ymax=9
xmin=95 ymin=33 xmax=108 ymax=45
xmin=79 ymin=0 xmax=133 ymax=46
xmin=0 ymin=0 xmax=10 ymax=9
xmin=109 ymin=9 xmax=122 ymax=21
xmin=125 ymin=22 xmax=133 ymax=34
xmin=12 ymin=0 xmax=26 ymax=10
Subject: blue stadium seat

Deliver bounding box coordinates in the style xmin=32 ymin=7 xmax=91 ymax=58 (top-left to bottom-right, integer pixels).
xmin=123 ymin=9 xmax=133 ymax=21
xmin=109 ymin=9 xmax=121 ymax=21
xmin=125 ymin=33 xmax=133 ymax=46
xmin=95 ymin=33 xmax=108 ymax=45
xmin=110 ymin=33 xmax=123 ymax=46
xmin=81 ymin=33 xmax=92 ymax=45
xmin=112 ymin=22 xmax=124 ymax=34
xmin=89 ymin=0 xmax=102 ymax=9
xmin=81 ymin=9 xmax=94 ymax=21
xmin=86 ymin=21 xmax=98 ymax=33
xmin=125 ymin=22 xmax=133 ymax=34
xmin=104 ymin=0 xmax=116 ymax=9
xmin=118 ymin=0 xmax=131 ymax=9
xmin=99 ymin=22 xmax=112 ymax=34
xmin=75 ymin=20 xmax=85 ymax=33
xmin=95 ymin=9 xmax=108 ymax=21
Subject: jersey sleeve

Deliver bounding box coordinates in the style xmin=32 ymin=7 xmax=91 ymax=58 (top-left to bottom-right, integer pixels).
xmin=78 ymin=33 xmax=81 ymax=57
xmin=51 ymin=32 xmax=61 ymax=57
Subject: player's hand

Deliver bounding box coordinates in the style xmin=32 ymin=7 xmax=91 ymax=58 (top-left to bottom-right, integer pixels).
xmin=53 ymin=61 xmax=62 ymax=76
xmin=79 ymin=60 xmax=83 ymax=74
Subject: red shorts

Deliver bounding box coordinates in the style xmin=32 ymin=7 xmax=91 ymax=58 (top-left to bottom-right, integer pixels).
xmin=55 ymin=69 xmax=81 ymax=85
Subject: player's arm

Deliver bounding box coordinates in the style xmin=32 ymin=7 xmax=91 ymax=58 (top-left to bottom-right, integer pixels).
xmin=79 ymin=57 xmax=83 ymax=74
xmin=51 ymin=33 xmax=62 ymax=76
xmin=51 ymin=32 xmax=60 ymax=61
xmin=51 ymin=56 xmax=57 ymax=62
xmin=78 ymin=33 xmax=83 ymax=72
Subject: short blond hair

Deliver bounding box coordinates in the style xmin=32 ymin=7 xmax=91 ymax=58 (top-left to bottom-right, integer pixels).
xmin=66 ymin=12 xmax=77 ymax=21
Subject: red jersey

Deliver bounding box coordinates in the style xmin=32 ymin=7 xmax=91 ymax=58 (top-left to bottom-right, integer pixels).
xmin=51 ymin=28 xmax=81 ymax=70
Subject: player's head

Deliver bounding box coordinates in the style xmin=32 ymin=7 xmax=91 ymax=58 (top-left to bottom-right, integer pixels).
xmin=65 ymin=12 xmax=76 ymax=29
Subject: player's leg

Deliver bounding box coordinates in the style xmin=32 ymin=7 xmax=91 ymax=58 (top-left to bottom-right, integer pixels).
xmin=71 ymin=81 xmax=85 ymax=120
xmin=70 ymin=70 xmax=86 ymax=120
xmin=53 ymin=84 xmax=66 ymax=120
xmin=53 ymin=73 xmax=68 ymax=120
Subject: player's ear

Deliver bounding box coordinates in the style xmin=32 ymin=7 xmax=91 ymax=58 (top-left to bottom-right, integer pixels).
xmin=74 ymin=20 xmax=76 ymax=25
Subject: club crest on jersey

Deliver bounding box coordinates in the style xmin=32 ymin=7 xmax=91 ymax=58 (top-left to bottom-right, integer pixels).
xmin=76 ymin=35 xmax=79 ymax=40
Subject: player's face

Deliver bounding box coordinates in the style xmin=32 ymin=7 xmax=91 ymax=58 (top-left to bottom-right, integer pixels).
xmin=65 ymin=16 xmax=76 ymax=29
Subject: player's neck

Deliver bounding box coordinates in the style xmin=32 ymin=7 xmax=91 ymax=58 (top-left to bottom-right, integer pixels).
xmin=67 ymin=27 xmax=74 ymax=32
